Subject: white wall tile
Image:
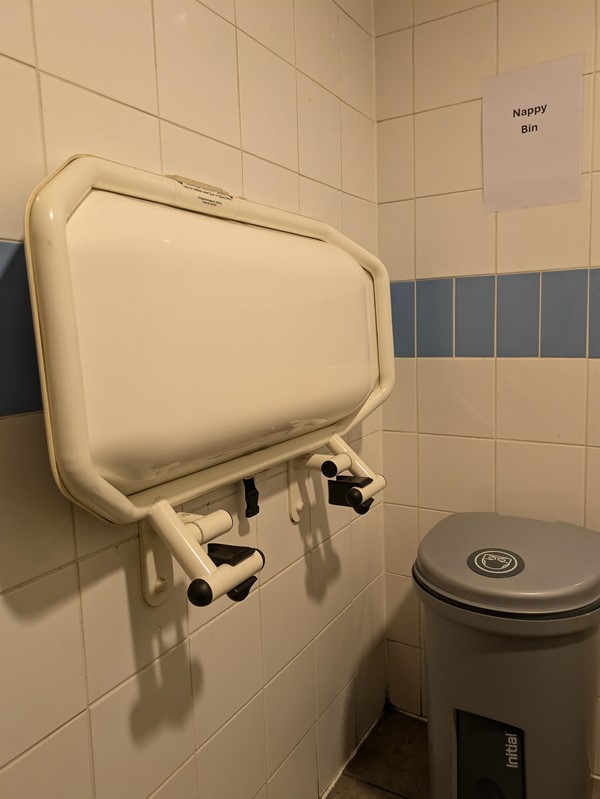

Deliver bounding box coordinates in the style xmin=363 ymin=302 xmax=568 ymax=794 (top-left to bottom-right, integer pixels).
xmin=583 ymin=73 xmax=594 ymax=173
xmin=0 ymin=414 xmax=73 ymax=592
xmin=384 ymin=504 xmax=418 ymax=577
xmin=377 ymin=117 xmax=414 ymax=202
xmin=385 ymin=572 xmax=419 ymax=647
xmin=418 ymin=508 xmax=451 ymax=541
xmin=309 ymin=469 xmax=353 ymax=546
xmin=353 ymin=430 xmax=384 ymax=476
xmin=299 ymin=178 xmax=343 ymax=229
xmin=355 ymin=641 xmax=385 ymax=739
xmin=353 ymin=573 xmax=385 ymax=666
xmin=418 ymin=435 xmax=495 ymax=512
xmin=311 ymin=525 xmax=354 ymax=634
xmin=337 ymin=0 xmax=373 ymax=33
xmin=34 ymin=0 xmax=157 ymax=113
xmin=498 ymin=0 xmax=596 ymax=74
xmin=0 ymin=713 xmax=93 ymax=799
xmin=497 ymin=175 xmax=592 ymax=272
xmin=200 ymin=0 xmax=235 ymax=22
xmin=374 ymin=0 xmax=412 ymax=34
xmin=161 ymin=122 xmax=242 ymax=197
xmin=267 ymin=728 xmax=318 ymax=799
xmin=496 ymin=441 xmax=585 ymax=526
xmin=315 ymin=606 xmax=356 ymax=715
xmin=235 ymin=0 xmax=295 ymax=63
xmin=242 ymin=153 xmax=299 ymax=212
xmin=376 ymin=29 xmax=412 ymax=120
xmin=148 ymin=758 xmax=198 ymax=799
xmin=414 ymin=0 xmax=489 ymax=25
xmin=418 ymin=359 xmax=495 ymax=438
xmin=298 ymin=74 xmax=341 ymax=188
xmin=338 ymin=10 xmax=374 ymax=118
xmin=350 ymin=502 xmax=384 ymax=596
xmin=190 ymin=594 xmax=263 ymax=746
xmin=383 ymin=432 xmax=418 ymax=506
xmin=386 ymin=641 xmax=420 ymax=715
xmin=316 ymin=680 xmax=356 ymax=794
xmin=195 ymin=693 xmax=266 ymax=799
xmin=238 ymin=32 xmax=298 ymax=169
xmin=592 ymin=173 xmax=600 ymax=267
xmin=414 ymin=4 xmax=496 ymax=112
xmin=341 ymin=104 xmax=375 ymax=200
xmin=0 ymin=0 xmax=34 ymax=63
xmin=154 ymin=0 xmax=240 ymax=146
xmin=594 ymin=75 xmax=600 ymax=171
xmin=90 ymin=642 xmax=195 ymax=799
xmin=415 ymin=189 xmax=495 ymax=278
xmin=294 ymin=0 xmax=340 ymax=94
xmin=497 ymin=359 xmax=587 ymax=445
xmin=349 ymin=407 xmax=383 ymax=443
xmin=261 ymin=557 xmax=314 ymax=682
xmin=342 ymin=194 xmax=377 ymax=252
xmin=415 ymin=101 xmax=482 ymax=196
xmin=383 ymin=359 xmax=417 ymax=432
xmin=0 ymin=58 xmax=44 ymax=240
xmin=588 ymin=361 xmax=600 ymax=447
xmin=378 ymin=200 xmax=415 ymax=280
xmin=585 ymin=448 xmax=600 ymax=531
xmin=40 ymin=75 xmax=161 ymax=174
xmin=265 ymin=644 xmax=316 ymax=776
xmin=0 ymin=567 xmax=86 ymax=767
xmin=73 ymin=508 xmax=136 ymax=559
xmin=79 ymin=538 xmax=188 ymax=701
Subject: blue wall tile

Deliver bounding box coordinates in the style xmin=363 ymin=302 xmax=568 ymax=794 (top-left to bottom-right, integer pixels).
xmin=416 ymin=278 xmax=453 ymax=357
xmin=0 ymin=242 xmax=42 ymax=416
xmin=497 ymin=273 xmax=540 ymax=357
xmin=590 ymin=268 xmax=600 ymax=358
xmin=455 ymin=276 xmax=495 ymax=357
xmin=390 ymin=281 xmax=415 ymax=357
xmin=541 ymin=269 xmax=588 ymax=358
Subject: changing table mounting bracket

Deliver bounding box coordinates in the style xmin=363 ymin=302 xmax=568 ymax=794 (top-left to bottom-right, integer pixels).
xmin=140 ymin=519 xmax=174 ymax=606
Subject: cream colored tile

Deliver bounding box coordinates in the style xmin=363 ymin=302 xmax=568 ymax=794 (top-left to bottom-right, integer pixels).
xmin=353 ymin=430 xmax=384 ymax=477
xmin=243 ymin=153 xmax=299 ymax=212
xmin=0 ymin=58 xmax=44 ymax=239
xmin=34 ymin=0 xmax=157 ymax=113
xmin=498 ymin=0 xmax=596 ymax=74
xmin=583 ymin=73 xmax=594 ymax=173
xmin=415 ymin=4 xmax=496 ymax=112
xmin=339 ymin=11 xmax=374 ymax=118
xmin=267 ymin=729 xmax=318 ymax=799
xmin=418 ymin=359 xmax=495 ymax=438
xmin=238 ymin=32 xmax=298 ymax=169
xmin=376 ymin=29 xmax=412 ymax=120
xmin=195 ymin=693 xmax=266 ymax=799
xmin=342 ymin=194 xmax=377 ymax=253
xmin=315 ymin=606 xmax=355 ymax=715
xmin=589 ymin=361 xmax=600 ymax=447
xmin=585 ymin=448 xmax=600 ymax=531
xmin=0 ymin=567 xmax=86 ymax=767
xmin=40 ymin=75 xmax=161 ymax=174
xmin=235 ymin=0 xmax=294 ymax=63
xmin=342 ymin=104 xmax=375 ymax=200
xmin=385 ymin=572 xmax=419 ymax=647
xmin=161 ymin=122 xmax=242 ymax=197
xmin=200 ymin=0 xmax=235 ymax=21
xmin=349 ymin=406 xmax=383 ymax=442
xmin=309 ymin=469 xmax=353 ymax=546
xmin=258 ymin=471 xmax=311 ymax=582
xmin=378 ymin=200 xmax=415 ymax=280
xmin=298 ymin=74 xmax=341 ymax=188
xmin=378 ymin=117 xmax=414 ymax=202
xmin=418 ymin=435 xmax=495 ymax=512
xmin=386 ymin=641 xmax=420 ymax=715
xmin=74 ymin=507 xmax=136 ymax=558
xmin=497 ymin=175 xmax=591 ymax=272
xmin=384 ymin=504 xmax=418 ymax=577
xmin=418 ymin=508 xmax=451 ymax=540
xmin=155 ymin=0 xmax=239 ymax=145
xmin=414 ymin=0 xmax=489 ymax=24
xmin=496 ymin=441 xmax=585 ymax=526
xmin=337 ymin=0 xmax=373 ymax=33
xmin=90 ymin=643 xmax=195 ymax=799
xmin=374 ymin=0 xmax=412 ymax=34
xmin=261 ymin=557 xmax=314 ymax=682
xmin=0 ymin=0 xmax=34 ymax=63
xmin=415 ymin=190 xmax=495 ymax=278
xmin=265 ymin=644 xmax=316 ymax=776
xmin=299 ymin=178 xmax=343 ymax=229
xmin=295 ymin=0 xmax=340 ymax=94
xmin=350 ymin=503 xmax=384 ymax=596
xmin=353 ymin=573 xmax=386 ymax=667
xmin=592 ymin=174 xmax=600 ymax=267
xmin=0 ymin=414 xmax=73 ymax=592
xmin=383 ymin=432 xmax=418 ymax=506
xmin=383 ymin=359 xmax=417 ymax=432
xmin=497 ymin=359 xmax=587 ymax=445
xmin=79 ymin=539 xmax=187 ymax=701
xmin=311 ymin=525 xmax=354 ymax=634
xmin=0 ymin=713 xmax=93 ymax=799
xmin=190 ymin=594 xmax=263 ymax=746
xmin=316 ymin=680 xmax=356 ymax=795
xmin=355 ymin=641 xmax=385 ymax=740
xmin=415 ymin=101 xmax=482 ymax=196
xmin=148 ymin=759 xmax=198 ymax=799
xmin=597 ymin=0 xmax=600 ymax=71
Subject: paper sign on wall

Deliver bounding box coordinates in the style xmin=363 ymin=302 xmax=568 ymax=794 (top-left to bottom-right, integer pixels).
xmin=483 ymin=54 xmax=584 ymax=212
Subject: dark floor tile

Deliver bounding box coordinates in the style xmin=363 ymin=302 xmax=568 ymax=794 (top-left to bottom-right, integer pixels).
xmin=327 ymin=775 xmax=400 ymax=798
xmin=343 ymin=710 xmax=429 ymax=799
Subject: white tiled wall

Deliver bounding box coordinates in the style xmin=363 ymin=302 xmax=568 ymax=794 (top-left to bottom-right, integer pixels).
xmin=376 ymin=0 xmax=600 ymax=780
xmin=0 ymin=2 xmax=382 ymax=797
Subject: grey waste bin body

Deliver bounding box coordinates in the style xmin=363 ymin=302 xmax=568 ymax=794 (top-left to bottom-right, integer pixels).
xmin=413 ymin=513 xmax=600 ymax=799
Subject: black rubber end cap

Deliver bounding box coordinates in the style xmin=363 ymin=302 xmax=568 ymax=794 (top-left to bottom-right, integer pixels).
xmin=321 ymin=460 xmax=338 ymax=478
xmin=346 ymin=487 xmax=363 ymax=507
xmin=187 ymin=579 xmax=213 ymax=607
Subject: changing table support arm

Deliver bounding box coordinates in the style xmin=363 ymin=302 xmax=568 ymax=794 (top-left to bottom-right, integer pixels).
xmin=327 ymin=434 xmax=386 ymax=504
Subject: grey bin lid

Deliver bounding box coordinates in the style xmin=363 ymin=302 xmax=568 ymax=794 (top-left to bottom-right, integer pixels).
xmin=413 ymin=512 xmax=600 ymax=617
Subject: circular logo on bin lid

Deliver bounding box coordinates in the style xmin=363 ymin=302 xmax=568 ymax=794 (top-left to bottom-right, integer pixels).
xmin=467 ymin=549 xmax=525 ymax=578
